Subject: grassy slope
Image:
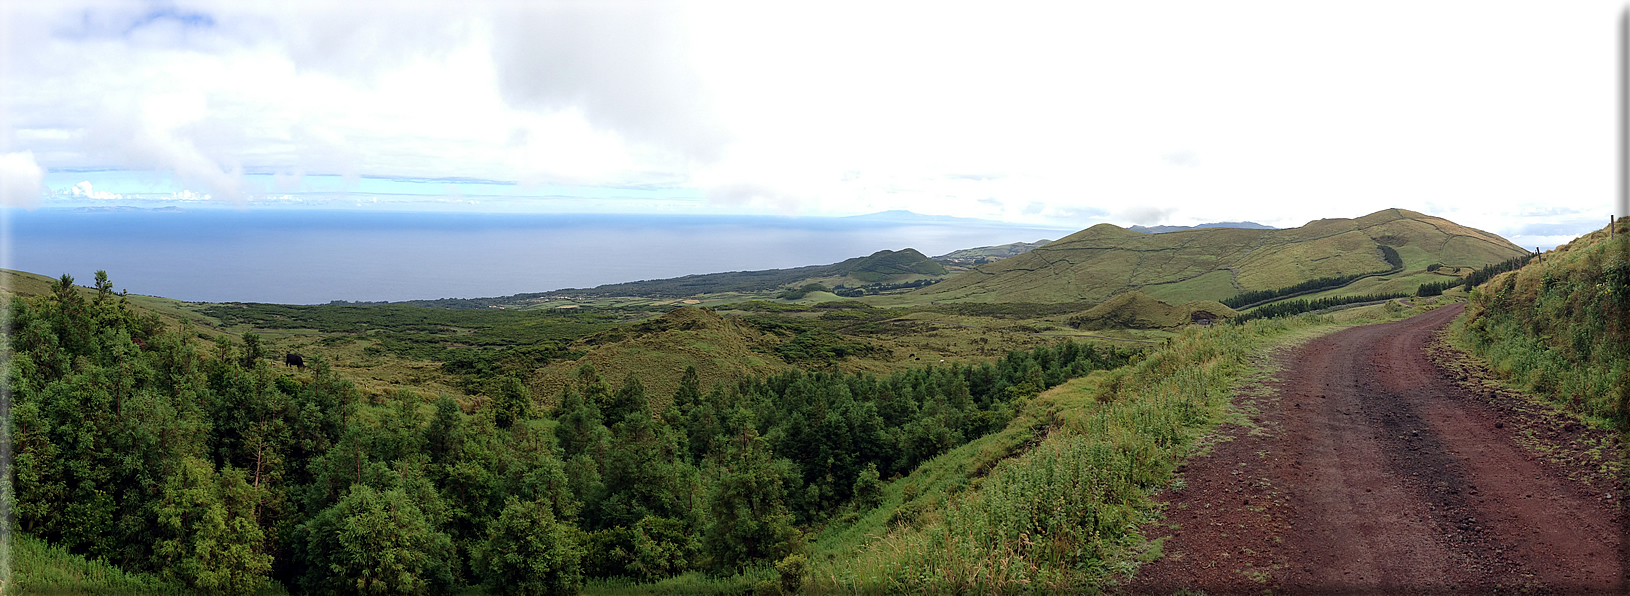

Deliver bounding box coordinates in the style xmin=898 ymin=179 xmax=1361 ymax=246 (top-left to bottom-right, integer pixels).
xmin=1068 ymin=291 xmax=1238 ymax=331
xmin=7 ymin=532 xmax=185 ymax=595
xmin=526 ymin=304 xmax=1140 ymax=414
xmin=6 ymin=532 xmax=290 ymax=595
xmin=932 ymin=239 xmax=1054 ymax=263
xmin=527 ymin=248 xmax=949 ymax=302
xmin=914 ymin=208 xmax=1528 ymax=305
xmin=1452 ymin=218 xmax=1630 ymax=425
xmin=527 ymin=306 xmax=790 ymax=409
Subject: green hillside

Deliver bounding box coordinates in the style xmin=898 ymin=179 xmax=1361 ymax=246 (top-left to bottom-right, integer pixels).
xmin=913 ymin=208 xmax=1527 ymax=304
xmin=404 ymin=248 xmax=950 ymax=306
xmin=527 ymin=306 xmax=789 ymax=409
xmin=1065 ymin=290 xmax=1238 ymax=331
xmin=1455 ymin=217 xmax=1630 ymax=423
xmin=931 ymin=239 xmax=1052 ymax=266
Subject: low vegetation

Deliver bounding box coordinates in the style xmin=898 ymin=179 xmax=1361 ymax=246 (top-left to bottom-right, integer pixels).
xmin=6 ymin=532 xmax=199 ymax=595
xmin=1066 ymin=291 xmax=1236 ymax=330
xmin=1455 ymin=220 xmax=1629 ymax=424
xmin=202 ymin=301 xmax=626 ymax=361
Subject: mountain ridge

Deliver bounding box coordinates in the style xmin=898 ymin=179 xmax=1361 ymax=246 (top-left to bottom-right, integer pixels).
xmin=912 ymin=208 xmax=1528 ymax=305
xmin=1129 ymin=221 xmax=1275 ymax=234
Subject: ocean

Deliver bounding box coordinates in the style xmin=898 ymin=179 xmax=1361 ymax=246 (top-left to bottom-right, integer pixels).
xmin=4 ymin=209 xmax=1070 ymax=304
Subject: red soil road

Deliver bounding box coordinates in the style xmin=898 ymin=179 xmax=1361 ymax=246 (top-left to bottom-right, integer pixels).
xmin=1123 ymin=304 xmax=1626 ymax=595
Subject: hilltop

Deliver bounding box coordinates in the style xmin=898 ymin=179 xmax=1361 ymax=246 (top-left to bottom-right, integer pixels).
xmin=912 ymin=208 xmax=1528 ymax=304
xmin=931 ymin=239 xmax=1052 ymax=266
xmin=1129 ymin=221 xmax=1276 ymax=234
xmin=544 ymin=247 xmax=946 ymax=298
xmin=527 ymin=306 xmax=788 ymax=408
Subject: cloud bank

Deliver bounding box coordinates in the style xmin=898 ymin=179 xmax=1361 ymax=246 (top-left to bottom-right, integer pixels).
xmin=0 ymin=1 xmax=1619 ymax=248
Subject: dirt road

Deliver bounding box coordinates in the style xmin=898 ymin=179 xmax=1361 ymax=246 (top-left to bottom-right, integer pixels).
xmin=1124 ymin=304 xmax=1625 ymax=595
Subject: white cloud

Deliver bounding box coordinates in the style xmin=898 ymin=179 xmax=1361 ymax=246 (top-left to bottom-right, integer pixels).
xmin=0 ymin=0 xmax=1619 ymax=242
xmin=0 ymin=151 xmax=45 ymax=207
xmin=70 ymin=181 xmax=124 ymax=200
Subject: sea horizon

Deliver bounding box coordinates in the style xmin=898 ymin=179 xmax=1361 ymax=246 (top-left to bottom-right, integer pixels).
xmin=3 ymin=208 xmax=1071 ymax=304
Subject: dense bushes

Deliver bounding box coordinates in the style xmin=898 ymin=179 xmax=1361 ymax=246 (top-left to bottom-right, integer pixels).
xmin=831 ymin=278 xmax=942 ymax=297
xmin=776 ymin=283 xmax=830 ymax=300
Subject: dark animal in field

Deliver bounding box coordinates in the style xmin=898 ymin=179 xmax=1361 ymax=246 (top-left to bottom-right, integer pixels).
xmin=285 ymin=353 xmax=305 ymax=370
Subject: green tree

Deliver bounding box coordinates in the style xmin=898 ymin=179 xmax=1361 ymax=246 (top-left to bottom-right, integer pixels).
xmin=671 ymin=365 xmax=702 ymax=420
xmin=702 ymin=415 xmax=799 ymax=573
xmin=492 ymin=376 xmax=532 ymax=429
xmin=851 ymin=462 xmax=883 ymax=511
xmin=153 ymin=457 xmax=272 ymax=594
xmin=424 ymin=395 xmax=465 ymax=466
xmin=599 ymin=405 xmax=696 ymax=528
xmin=603 ymin=375 xmax=649 ymax=426
xmin=240 ymin=332 xmax=265 ymax=369
xmin=295 ymin=484 xmax=455 ymax=595
xmin=630 ymin=515 xmax=693 ymax=581
xmin=93 ymin=269 xmax=113 ymax=302
xmin=472 ymin=498 xmax=585 ymax=596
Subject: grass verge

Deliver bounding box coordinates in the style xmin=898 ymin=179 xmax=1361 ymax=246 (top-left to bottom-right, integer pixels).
xmin=7 ymin=532 xmax=184 ymax=595
xmin=1451 ymin=222 xmax=1629 ymax=426
xmin=802 ymin=300 xmax=1441 ymax=594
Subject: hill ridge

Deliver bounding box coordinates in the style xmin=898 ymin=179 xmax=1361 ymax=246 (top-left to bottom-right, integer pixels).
xmin=912 ymin=208 xmax=1527 ymax=304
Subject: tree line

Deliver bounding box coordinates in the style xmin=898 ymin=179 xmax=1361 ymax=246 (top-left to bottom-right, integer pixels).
xmin=1221 ymin=245 xmax=1402 ymax=309
xmin=1461 ymin=252 xmax=1538 ymax=290
xmin=1231 ymin=292 xmax=1410 ymax=323
xmin=4 ymin=272 xmax=1138 ymax=595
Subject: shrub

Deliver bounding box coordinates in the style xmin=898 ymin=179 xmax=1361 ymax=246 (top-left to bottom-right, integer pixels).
xmin=294 ymin=484 xmax=455 ymax=595
xmin=473 ymin=498 xmax=586 ymax=596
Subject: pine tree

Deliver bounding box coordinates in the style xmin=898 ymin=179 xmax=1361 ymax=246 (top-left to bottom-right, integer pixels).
xmin=702 ymin=414 xmax=799 ymax=573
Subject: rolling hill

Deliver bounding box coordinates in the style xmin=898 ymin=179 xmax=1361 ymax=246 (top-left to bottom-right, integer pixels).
xmin=912 ymin=208 xmax=1528 ymax=304
xmin=537 ymin=247 xmax=948 ymax=299
xmin=931 ymin=239 xmax=1052 ymax=265
xmin=1129 ymin=221 xmax=1276 ymax=234
xmin=1065 ymin=290 xmax=1238 ymax=330
xmin=526 ymin=306 xmax=789 ymax=409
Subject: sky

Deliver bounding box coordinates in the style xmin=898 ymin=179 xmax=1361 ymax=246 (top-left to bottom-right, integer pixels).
xmin=0 ymin=1 xmax=1624 ymax=250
